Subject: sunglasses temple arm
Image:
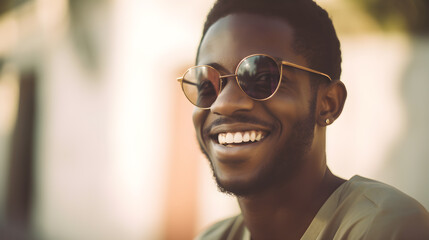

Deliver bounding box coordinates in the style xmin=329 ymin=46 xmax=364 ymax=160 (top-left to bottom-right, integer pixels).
xmin=178 ymin=78 xmax=199 ymax=87
xmin=219 ymin=74 xmax=237 ymax=79
xmin=281 ymin=61 xmax=332 ymax=81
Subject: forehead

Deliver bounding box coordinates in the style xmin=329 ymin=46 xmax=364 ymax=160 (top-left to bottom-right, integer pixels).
xmin=198 ymin=13 xmax=307 ymax=69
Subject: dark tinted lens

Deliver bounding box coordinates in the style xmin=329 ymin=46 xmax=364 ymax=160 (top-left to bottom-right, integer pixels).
xmin=236 ymin=55 xmax=280 ymax=99
xmin=182 ymin=66 xmax=220 ymax=108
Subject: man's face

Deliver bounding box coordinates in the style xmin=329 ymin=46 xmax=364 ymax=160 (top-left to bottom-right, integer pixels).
xmin=193 ymin=14 xmax=317 ymax=196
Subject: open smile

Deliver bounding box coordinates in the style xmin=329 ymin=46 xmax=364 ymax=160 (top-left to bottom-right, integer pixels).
xmin=208 ymin=123 xmax=271 ymax=145
xmin=216 ymin=130 xmax=268 ymax=145
xmin=206 ymin=123 xmax=272 ymax=162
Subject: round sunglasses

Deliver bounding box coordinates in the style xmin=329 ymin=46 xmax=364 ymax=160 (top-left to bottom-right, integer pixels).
xmin=177 ymin=54 xmax=332 ymax=109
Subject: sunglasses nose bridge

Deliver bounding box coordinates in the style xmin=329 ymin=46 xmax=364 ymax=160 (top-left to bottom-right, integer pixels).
xmin=218 ymin=74 xmax=237 ymax=91
xmin=211 ymin=74 xmax=254 ymax=116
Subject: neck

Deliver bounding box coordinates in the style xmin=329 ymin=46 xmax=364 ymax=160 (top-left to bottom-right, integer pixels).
xmin=237 ymin=166 xmax=345 ymax=240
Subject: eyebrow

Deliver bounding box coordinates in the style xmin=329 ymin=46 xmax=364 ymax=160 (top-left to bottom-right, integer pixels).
xmin=204 ymin=62 xmax=230 ymax=73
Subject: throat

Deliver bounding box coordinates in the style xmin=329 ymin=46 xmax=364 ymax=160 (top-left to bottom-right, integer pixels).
xmin=240 ymin=206 xmax=312 ymax=240
xmin=238 ymin=170 xmax=346 ymax=240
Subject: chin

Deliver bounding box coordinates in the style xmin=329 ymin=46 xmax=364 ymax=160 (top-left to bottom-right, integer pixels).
xmin=212 ymin=161 xmax=279 ymax=197
xmin=215 ymin=176 xmax=258 ymax=197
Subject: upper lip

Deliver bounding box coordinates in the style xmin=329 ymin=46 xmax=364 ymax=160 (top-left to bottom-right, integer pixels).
xmin=209 ymin=123 xmax=271 ymax=136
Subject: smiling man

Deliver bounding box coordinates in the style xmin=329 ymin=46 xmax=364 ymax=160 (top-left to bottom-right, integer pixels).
xmin=177 ymin=0 xmax=429 ymax=239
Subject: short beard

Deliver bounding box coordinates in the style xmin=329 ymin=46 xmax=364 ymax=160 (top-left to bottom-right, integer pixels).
xmin=198 ymin=98 xmax=317 ymax=197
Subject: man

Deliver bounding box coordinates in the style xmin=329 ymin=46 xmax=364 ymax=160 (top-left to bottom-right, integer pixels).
xmin=177 ymin=0 xmax=429 ymax=239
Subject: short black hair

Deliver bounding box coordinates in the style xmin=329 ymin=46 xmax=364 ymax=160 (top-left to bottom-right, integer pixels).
xmin=197 ymin=0 xmax=342 ymax=81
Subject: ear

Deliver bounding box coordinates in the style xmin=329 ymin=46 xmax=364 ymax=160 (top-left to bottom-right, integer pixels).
xmin=316 ymin=81 xmax=347 ymax=126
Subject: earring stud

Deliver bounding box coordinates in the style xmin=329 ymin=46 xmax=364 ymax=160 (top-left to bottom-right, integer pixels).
xmin=325 ymin=119 xmax=331 ymax=125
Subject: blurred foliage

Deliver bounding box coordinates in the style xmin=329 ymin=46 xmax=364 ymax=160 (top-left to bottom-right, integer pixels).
xmin=0 ymin=0 xmax=28 ymax=16
xmin=352 ymin=0 xmax=429 ymax=34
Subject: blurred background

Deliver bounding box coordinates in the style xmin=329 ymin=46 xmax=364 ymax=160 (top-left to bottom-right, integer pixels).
xmin=0 ymin=0 xmax=428 ymax=239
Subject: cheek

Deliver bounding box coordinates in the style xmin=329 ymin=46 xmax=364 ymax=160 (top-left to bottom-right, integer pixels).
xmin=264 ymin=92 xmax=311 ymax=127
xmin=265 ymin=94 xmax=299 ymax=119
xmin=270 ymin=76 xmax=313 ymax=117
xmin=192 ymin=108 xmax=208 ymax=137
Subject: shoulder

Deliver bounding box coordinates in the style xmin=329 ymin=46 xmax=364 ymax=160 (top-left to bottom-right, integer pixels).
xmin=334 ymin=176 xmax=429 ymax=239
xmin=342 ymin=176 xmax=428 ymax=214
xmin=194 ymin=215 xmax=247 ymax=240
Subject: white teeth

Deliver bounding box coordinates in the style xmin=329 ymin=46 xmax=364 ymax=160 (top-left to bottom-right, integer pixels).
xmin=256 ymin=131 xmax=262 ymax=141
xmin=217 ymin=131 xmax=265 ymax=145
xmin=233 ymin=132 xmax=243 ymax=143
xmin=250 ymin=131 xmax=256 ymax=142
xmin=218 ymin=133 xmax=225 ymax=144
xmin=243 ymin=132 xmax=250 ymax=142
xmin=225 ymin=133 xmax=234 ymax=144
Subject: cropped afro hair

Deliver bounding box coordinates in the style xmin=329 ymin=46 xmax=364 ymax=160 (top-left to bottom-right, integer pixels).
xmin=197 ymin=0 xmax=342 ymax=81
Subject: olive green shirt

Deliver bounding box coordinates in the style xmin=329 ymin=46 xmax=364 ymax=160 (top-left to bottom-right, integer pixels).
xmin=196 ymin=176 xmax=429 ymax=240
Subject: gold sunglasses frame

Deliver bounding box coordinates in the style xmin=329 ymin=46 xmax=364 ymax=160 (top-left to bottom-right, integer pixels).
xmin=177 ymin=53 xmax=332 ymax=109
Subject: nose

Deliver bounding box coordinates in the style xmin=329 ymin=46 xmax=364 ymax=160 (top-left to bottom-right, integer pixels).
xmin=210 ymin=78 xmax=254 ymax=116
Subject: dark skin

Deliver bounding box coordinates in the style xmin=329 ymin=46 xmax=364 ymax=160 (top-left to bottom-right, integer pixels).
xmin=193 ymin=14 xmax=347 ymax=240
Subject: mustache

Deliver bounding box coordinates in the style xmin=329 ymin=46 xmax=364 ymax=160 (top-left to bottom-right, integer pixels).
xmin=203 ymin=115 xmax=275 ymax=136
